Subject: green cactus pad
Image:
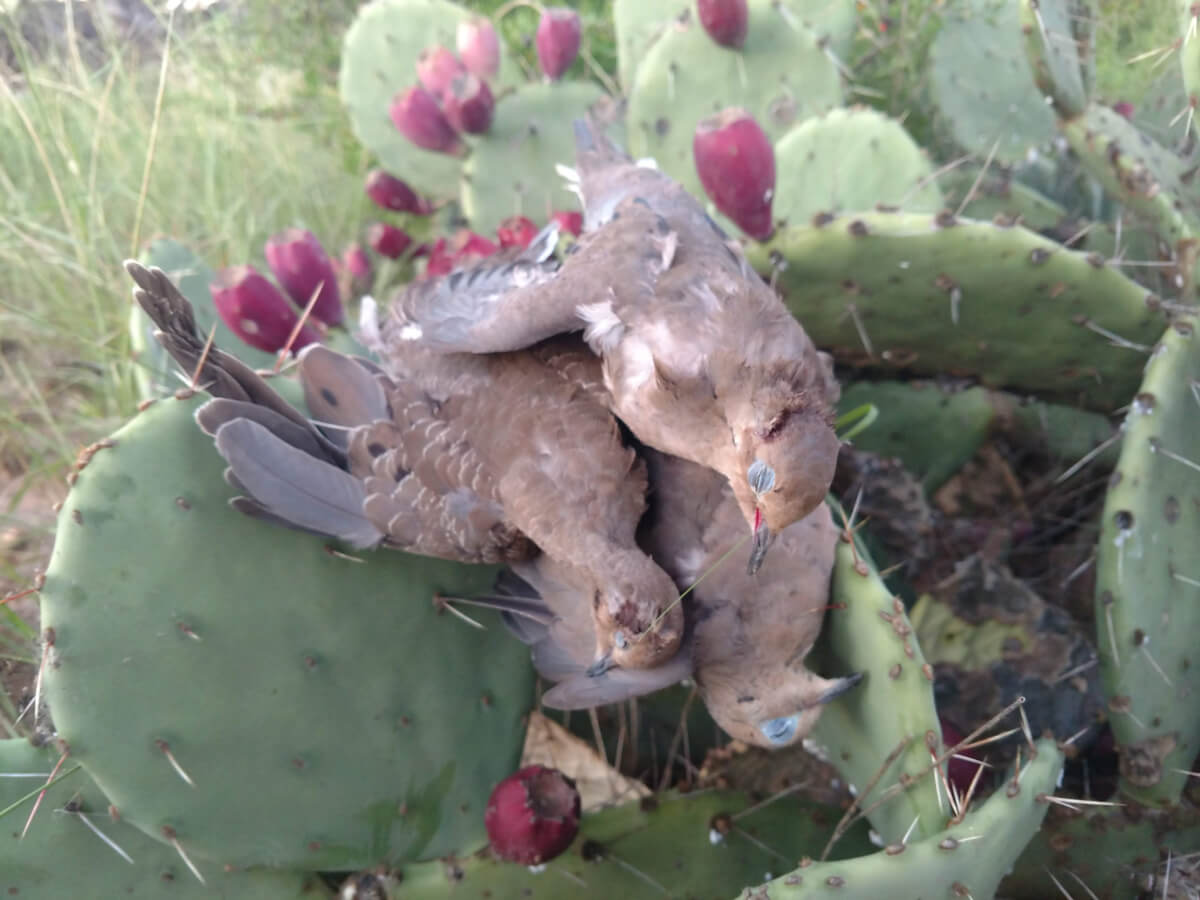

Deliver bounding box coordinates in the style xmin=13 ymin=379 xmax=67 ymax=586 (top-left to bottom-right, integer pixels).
xmin=39 ymin=395 xmax=534 ymax=869
xmin=0 ymin=739 xmax=329 ymax=897
xmin=367 ymin=788 xmax=875 ymax=898
xmin=762 ymin=739 xmax=1063 ymax=900
xmin=460 ymin=81 xmax=608 ymax=235
xmin=773 ymin=108 xmax=943 ymax=224
xmin=339 ymin=0 xmax=517 ymax=201
xmin=613 ymin=0 xmax=687 ymax=92
xmin=1018 ymin=0 xmax=1089 ymax=118
xmin=1094 ymin=315 xmax=1200 ymax=806
xmin=939 ymin=165 xmax=1068 ymax=233
xmin=746 ymin=212 xmax=1165 ymax=411
xmin=804 ymin=503 xmax=945 ymax=845
xmin=1179 ymin=0 xmax=1200 ymax=139
xmin=929 ymin=0 xmax=1056 ymax=163
xmin=625 ymin=0 xmax=842 ymax=208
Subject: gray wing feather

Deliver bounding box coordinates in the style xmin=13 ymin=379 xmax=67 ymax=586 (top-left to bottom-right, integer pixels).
xmin=298 ymin=345 xmax=390 ymax=431
xmin=540 ymin=652 xmax=694 ymax=710
xmin=195 ymin=398 xmax=339 ymax=463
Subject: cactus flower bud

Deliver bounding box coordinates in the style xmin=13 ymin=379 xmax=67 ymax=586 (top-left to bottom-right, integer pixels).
xmin=415 ymin=45 xmax=467 ymax=96
xmin=550 ymin=210 xmax=583 ymax=237
xmin=365 ymin=169 xmax=433 ymax=215
xmin=211 ymin=265 xmax=320 ymax=354
xmin=693 ymin=108 xmax=775 ymax=241
xmin=390 ymin=86 xmax=464 ymax=156
xmin=367 ymin=223 xmax=415 ymax=260
xmin=697 ymin=0 xmax=749 ymax=49
xmin=536 ymin=8 xmax=581 ymax=80
xmin=496 ymin=215 xmax=539 ymax=249
xmin=457 ymin=17 xmax=501 ymax=80
xmin=264 ymin=228 xmax=344 ymax=327
xmin=484 ymin=766 xmax=581 ymax=865
xmin=442 ymin=74 xmax=494 ymax=135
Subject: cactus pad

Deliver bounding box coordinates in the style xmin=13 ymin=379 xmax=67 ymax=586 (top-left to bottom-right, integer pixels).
xmin=39 ymin=395 xmax=534 ymax=868
xmin=773 ymin=108 xmax=943 ymax=225
xmin=747 ymin=212 xmax=1165 ymax=410
xmin=459 ymin=81 xmax=608 ymax=234
xmin=1018 ymin=0 xmax=1089 ymax=118
xmin=1094 ymin=316 xmax=1200 ymax=806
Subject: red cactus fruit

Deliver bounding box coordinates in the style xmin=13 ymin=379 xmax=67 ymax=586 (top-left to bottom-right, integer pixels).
xmin=697 ymin=0 xmax=749 ymax=49
xmin=422 ymin=230 xmax=499 ymax=278
xmin=484 ymin=765 xmax=581 ymax=865
xmin=338 ymin=243 xmax=373 ymax=296
xmin=457 ymin=17 xmax=501 ymax=80
xmin=1112 ymin=101 xmax=1135 ymax=120
xmin=536 ymin=8 xmax=581 ymax=80
xmin=692 ymin=108 xmax=775 ymax=240
xmin=263 ymin=228 xmax=344 ymax=327
xmin=550 ymin=210 xmax=583 ymax=237
xmin=367 ymin=223 xmax=414 ymax=260
xmin=365 ymin=169 xmax=433 ymax=215
xmin=211 ymin=265 xmax=320 ymax=354
xmin=497 ymin=215 xmax=539 ymax=249
xmin=390 ymin=86 xmax=464 ymax=156
xmin=416 ymin=45 xmax=467 ymax=96
xmin=442 ymin=74 xmax=494 ymax=135
xmin=939 ymin=716 xmax=986 ymax=798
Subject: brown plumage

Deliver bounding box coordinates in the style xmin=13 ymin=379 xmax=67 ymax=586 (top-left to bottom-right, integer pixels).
xmin=384 ymin=117 xmax=841 ymax=576
xmin=469 ymin=448 xmax=862 ymax=750
xmin=125 ymin=260 xmax=683 ymax=672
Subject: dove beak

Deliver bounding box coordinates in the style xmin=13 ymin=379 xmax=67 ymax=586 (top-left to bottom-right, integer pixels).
xmin=747 ymin=523 xmax=771 ymax=575
xmin=818 ymin=671 xmax=864 ymax=704
xmin=586 ymin=653 xmax=615 ymax=678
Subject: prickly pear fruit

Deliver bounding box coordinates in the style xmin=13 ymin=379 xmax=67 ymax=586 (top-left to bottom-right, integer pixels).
xmin=389 ymin=86 xmax=464 ymax=156
xmin=442 ymin=73 xmax=494 ymax=135
xmin=210 ymin=265 xmax=320 ymax=354
xmin=457 ymin=16 xmax=501 ymax=80
xmin=939 ymin=715 xmax=986 ymax=796
xmin=339 ymin=243 xmax=372 ymax=296
xmin=551 ymin=210 xmax=583 ymax=236
xmin=697 ymin=0 xmax=749 ymax=49
xmin=263 ymin=228 xmax=344 ymax=326
xmin=416 ymin=45 xmax=466 ymax=96
xmin=367 ymin=222 xmax=414 ymax=259
xmin=484 ymin=765 xmax=581 ymax=865
xmin=423 ymin=230 xmax=499 ymax=278
xmin=693 ymin=108 xmax=775 ymax=240
xmin=497 ymin=215 xmax=539 ymax=249
xmin=536 ymin=8 xmax=582 ymax=80
xmin=364 ymin=169 xmax=432 ymax=215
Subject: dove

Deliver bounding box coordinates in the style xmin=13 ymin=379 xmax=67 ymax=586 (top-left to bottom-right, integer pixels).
xmin=383 ymin=116 xmax=841 ymax=577
xmin=124 ymin=258 xmax=683 ymax=673
xmin=459 ymin=447 xmax=862 ymax=750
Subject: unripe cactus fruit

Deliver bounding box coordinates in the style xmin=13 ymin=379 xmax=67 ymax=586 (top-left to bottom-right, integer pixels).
xmin=484 ymin=766 xmax=581 ymax=865
xmin=442 ymin=74 xmax=495 ymax=135
xmin=497 ymin=215 xmax=539 ymax=249
xmin=364 ymin=169 xmax=432 ymax=215
xmin=697 ymin=0 xmax=749 ymax=49
xmin=415 ymin=44 xmax=466 ymax=96
xmin=693 ymin=107 xmax=775 ymax=240
xmin=389 ymin=86 xmax=464 ymax=156
xmin=536 ymin=8 xmax=582 ymax=80
xmin=366 ymin=222 xmax=414 ymax=259
xmin=210 ymin=265 xmax=320 ymax=354
xmin=263 ymin=228 xmax=344 ymax=326
xmin=457 ymin=17 xmax=501 ymax=80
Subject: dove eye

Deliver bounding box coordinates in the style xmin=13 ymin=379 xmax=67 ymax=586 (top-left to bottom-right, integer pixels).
xmin=759 ymin=715 xmax=799 ymax=746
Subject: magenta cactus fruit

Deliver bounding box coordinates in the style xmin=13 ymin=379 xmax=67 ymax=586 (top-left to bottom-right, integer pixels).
xmin=339 ymin=243 xmax=373 ymax=295
xmin=263 ymin=228 xmax=344 ymax=326
xmin=415 ymin=45 xmax=466 ymax=96
xmin=535 ymin=8 xmax=582 ymax=80
xmin=442 ymin=74 xmax=494 ymax=135
xmin=697 ymin=0 xmax=749 ymax=49
xmin=457 ymin=17 xmax=501 ymax=80
xmin=389 ymin=86 xmax=464 ymax=156
xmin=497 ymin=215 xmax=539 ymax=249
xmin=692 ymin=107 xmax=775 ymax=240
xmin=364 ymin=169 xmax=433 ymax=215
xmin=367 ymin=223 xmax=414 ymax=260
xmin=550 ymin=210 xmax=583 ymax=237
xmin=210 ymin=265 xmax=320 ymax=354
xmin=484 ymin=765 xmax=581 ymax=865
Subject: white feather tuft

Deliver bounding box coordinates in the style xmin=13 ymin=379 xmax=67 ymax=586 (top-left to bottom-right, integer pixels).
xmin=576 ymin=301 xmax=625 ymax=353
xmin=357 ymin=295 xmax=382 ymax=350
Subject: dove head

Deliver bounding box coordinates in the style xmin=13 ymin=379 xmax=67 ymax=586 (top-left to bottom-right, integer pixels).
xmin=698 ymin=665 xmax=863 ymax=750
xmin=587 ymin=554 xmax=685 ymax=673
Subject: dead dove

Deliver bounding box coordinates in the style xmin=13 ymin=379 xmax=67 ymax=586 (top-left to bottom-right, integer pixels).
xmin=125 ymin=259 xmax=683 ymax=673
xmin=383 ymin=117 xmax=841 ymax=577
xmin=457 ymin=447 xmax=862 ymax=750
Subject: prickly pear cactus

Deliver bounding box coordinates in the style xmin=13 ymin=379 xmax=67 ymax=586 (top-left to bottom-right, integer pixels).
xmin=38 ymin=394 xmax=534 ymax=869
xmin=1179 ymin=0 xmax=1200 ymax=140
xmin=460 ymin=82 xmax=608 ymax=234
xmin=613 ymin=0 xmax=688 ymax=91
xmin=1018 ymin=0 xmax=1088 ymax=118
xmin=1094 ymin=315 xmax=1200 ymax=806
xmin=747 ymin=211 xmax=1166 ymax=410
xmin=0 ymin=739 xmax=330 ymax=897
